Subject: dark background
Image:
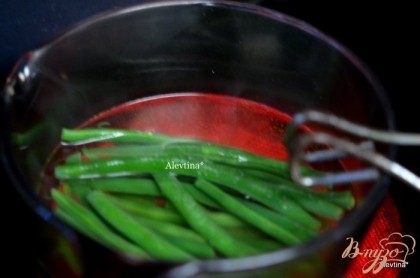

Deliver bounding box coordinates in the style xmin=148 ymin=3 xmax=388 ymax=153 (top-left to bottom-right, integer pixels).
xmin=1 ymin=0 xmax=419 ymax=277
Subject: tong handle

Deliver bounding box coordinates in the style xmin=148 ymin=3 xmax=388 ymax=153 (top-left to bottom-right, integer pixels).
xmin=286 ymin=110 xmax=420 ymax=192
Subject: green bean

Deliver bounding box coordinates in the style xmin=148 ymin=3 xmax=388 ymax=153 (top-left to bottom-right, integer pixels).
xmin=71 ymin=175 xmax=248 ymax=227
xmin=160 ymin=236 xmax=215 ymax=259
xmin=87 ymin=191 xmax=194 ymax=261
xmin=109 ymin=195 xmax=185 ymax=225
xmin=245 ymin=169 xmax=290 ymax=183
xmin=65 ymin=145 xmax=164 ymax=163
xmin=63 ymin=137 xmax=353 ymax=211
xmin=242 ymin=202 xmax=316 ymax=241
xmin=69 ymin=178 xmax=161 ymax=196
xmin=55 ymin=208 xmax=99 ymax=242
xmin=68 ymin=183 xmax=91 ymax=204
xmin=161 ymin=198 xmax=248 ymax=228
xmin=225 ymin=226 xmax=272 ymax=241
xmin=111 ymin=194 xmax=167 ymax=205
xmin=65 ymin=161 xmax=347 ymax=220
xmin=62 ymin=139 xmax=314 ymax=179
xmin=243 ymin=171 xmax=355 ymax=209
xmin=291 ymin=196 xmax=344 ymax=219
xmin=66 ymin=145 xmax=352 ymax=213
xmin=55 ymin=156 xmax=321 ymax=229
xmin=183 ymin=182 xmax=222 ymax=209
xmin=208 ymin=211 xmax=248 ymax=228
xmin=53 ymin=128 xmax=358 ymax=261
xmin=224 ymin=226 xmax=283 ymax=252
xmin=228 ymin=172 xmax=346 ymax=219
xmin=56 ymin=156 xmax=166 ymax=179
xmin=232 ymin=235 xmax=281 ymax=252
xmin=194 ymin=179 xmax=301 ymax=245
xmin=68 ymin=176 xmax=221 ymax=209
xmin=169 ymin=179 xmax=317 ymax=240
xmin=171 ymin=143 xmax=292 ymax=177
xmin=110 ymin=193 xmax=248 ymax=228
xmin=278 ymin=185 xmax=355 ymax=210
xmin=51 ymin=189 xmax=149 ymax=259
xmin=69 ymin=174 xmax=340 ymax=222
xmin=153 ymin=173 xmax=259 ymax=257
xmin=131 ymin=211 xmax=216 ymax=259
xmin=12 ymin=121 xmax=47 ymax=146
xmin=61 ymin=128 xmax=195 ymax=145
xmin=132 ymin=216 xmax=205 ymax=242
xmin=58 ymin=186 xmax=216 ymax=258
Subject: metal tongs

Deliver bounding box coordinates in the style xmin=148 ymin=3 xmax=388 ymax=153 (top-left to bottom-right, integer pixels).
xmin=285 ymin=110 xmax=420 ymax=192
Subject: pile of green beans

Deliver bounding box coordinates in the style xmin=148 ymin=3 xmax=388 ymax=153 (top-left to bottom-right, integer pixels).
xmin=51 ymin=128 xmax=355 ymax=261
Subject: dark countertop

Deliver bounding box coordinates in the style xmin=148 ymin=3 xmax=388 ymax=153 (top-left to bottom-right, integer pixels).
xmin=1 ymin=1 xmax=419 ymax=277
